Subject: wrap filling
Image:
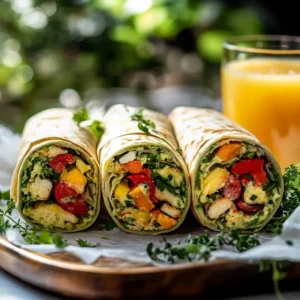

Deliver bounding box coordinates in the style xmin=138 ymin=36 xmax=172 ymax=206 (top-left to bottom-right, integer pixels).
xmin=20 ymin=145 xmax=98 ymax=230
xmin=106 ymin=146 xmax=188 ymax=231
xmin=196 ymin=141 xmax=281 ymax=230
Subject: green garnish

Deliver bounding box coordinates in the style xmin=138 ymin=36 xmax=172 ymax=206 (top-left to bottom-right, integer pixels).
xmin=250 ymin=195 xmax=257 ymax=201
xmin=105 ymin=221 xmax=118 ymax=231
xmin=0 ymin=190 xmax=10 ymax=200
xmin=154 ymin=178 xmax=178 ymax=195
xmin=176 ymin=149 xmax=182 ymax=154
xmin=0 ymin=196 xmax=68 ymax=248
xmin=131 ymin=108 xmax=156 ymax=134
xmin=100 ymin=235 xmax=110 ymax=240
xmin=262 ymin=182 xmax=277 ymax=193
xmin=73 ymin=107 xmax=89 ymax=124
xmin=73 ymin=107 xmax=105 ymax=139
xmin=146 ymin=229 xmax=259 ymax=263
xmin=267 ymin=164 xmax=300 ymax=234
xmin=76 ymin=239 xmax=99 ymax=247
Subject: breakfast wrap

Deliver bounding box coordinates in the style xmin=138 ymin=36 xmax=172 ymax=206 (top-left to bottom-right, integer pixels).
xmin=98 ymin=104 xmax=190 ymax=234
xmin=11 ymin=109 xmax=100 ymax=232
xmin=169 ymin=107 xmax=283 ymax=232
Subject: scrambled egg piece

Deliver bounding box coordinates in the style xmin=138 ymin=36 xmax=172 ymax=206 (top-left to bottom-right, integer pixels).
xmin=226 ymin=204 xmax=245 ymax=229
xmin=157 ymin=166 xmax=183 ymax=186
xmin=244 ymin=185 xmax=268 ymax=205
xmin=23 ymin=203 xmax=78 ymax=229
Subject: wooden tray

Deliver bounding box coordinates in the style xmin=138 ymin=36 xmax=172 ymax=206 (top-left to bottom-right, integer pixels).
xmin=1 ymin=236 xmax=300 ymax=299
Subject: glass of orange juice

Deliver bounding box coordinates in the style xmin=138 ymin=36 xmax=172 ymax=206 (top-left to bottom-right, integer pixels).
xmin=222 ymin=35 xmax=300 ymax=170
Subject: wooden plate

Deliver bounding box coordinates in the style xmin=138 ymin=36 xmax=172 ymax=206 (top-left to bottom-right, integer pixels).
xmin=1 ymin=236 xmax=300 ymax=299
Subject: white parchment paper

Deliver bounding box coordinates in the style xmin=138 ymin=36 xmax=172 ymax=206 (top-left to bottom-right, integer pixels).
xmin=1 ymin=124 xmax=299 ymax=266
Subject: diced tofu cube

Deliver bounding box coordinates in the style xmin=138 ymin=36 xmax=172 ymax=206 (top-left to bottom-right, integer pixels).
xmin=60 ymin=167 xmax=87 ymax=194
xmin=47 ymin=146 xmax=68 ymax=158
xmin=202 ymin=167 xmax=230 ymax=196
xmin=160 ymin=203 xmax=181 ymax=219
xmin=25 ymin=177 xmax=53 ymax=201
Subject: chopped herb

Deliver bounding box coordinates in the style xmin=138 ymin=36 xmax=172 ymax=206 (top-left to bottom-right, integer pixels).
xmin=76 ymin=239 xmax=98 ymax=247
xmin=176 ymin=149 xmax=182 ymax=154
xmin=153 ymin=220 xmax=160 ymax=228
xmin=262 ymin=182 xmax=276 ymax=193
xmin=286 ymin=240 xmax=293 ymax=246
xmin=66 ymin=164 xmax=72 ymax=172
xmin=245 ymin=152 xmax=256 ymax=159
xmin=250 ymin=195 xmax=257 ymax=201
xmin=87 ymin=120 xmax=105 ymax=138
xmin=105 ymin=221 xmax=118 ymax=231
xmin=154 ymin=178 xmax=178 ymax=195
xmin=131 ymin=108 xmax=156 ymax=134
xmin=146 ymin=229 xmax=259 ymax=263
xmin=100 ymin=235 xmax=110 ymax=240
xmin=73 ymin=107 xmax=89 ymax=124
xmin=73 ymin=107 xmax=105 ymax=139
xmin=196 ymin=204 xmax=201 ymax=209
xmin=125 ymin=198 xmax=135 ymax=208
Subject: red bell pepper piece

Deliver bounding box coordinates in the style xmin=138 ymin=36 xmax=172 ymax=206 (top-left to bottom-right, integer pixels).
xmin=236 ymin=200 xmax=263 ymax=213
xmin=231 ymin=159 xmax=267 ymax=186
xmin=127 ymin=173 xmax=158 ymax=203
xmin=53 ymin=181 xmax=88 ymax=215
xmin=223 ymin=175 xmax=241 ymax=200
xmin=49 ymin=154 xmax=75 ymax=173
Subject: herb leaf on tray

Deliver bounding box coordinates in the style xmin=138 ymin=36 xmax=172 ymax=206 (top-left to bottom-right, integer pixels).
xmin=147 ymin=230 xmax=260 ymax=263
xmin=76 ymin=239 xmax=99 ymax=247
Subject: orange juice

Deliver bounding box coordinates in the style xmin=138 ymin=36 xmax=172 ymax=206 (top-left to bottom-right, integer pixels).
xmin=222 ymin=58 xmax=300 ymax=170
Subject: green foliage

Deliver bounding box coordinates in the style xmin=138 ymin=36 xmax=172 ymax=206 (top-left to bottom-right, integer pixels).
xmin=0 ymin=0 xmax=264 ymax=131
xmin=146 ymin=229 xmax=260 ymax=263
xmin=267 ymin=164 xmax=300 ymax=234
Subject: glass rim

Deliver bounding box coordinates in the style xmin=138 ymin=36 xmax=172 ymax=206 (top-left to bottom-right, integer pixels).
xmin=223 ymin=35 xmax=300 ymax=55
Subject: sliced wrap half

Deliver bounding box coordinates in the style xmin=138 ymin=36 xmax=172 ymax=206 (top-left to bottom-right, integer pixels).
xmin=11 ymin=109 xmax=100 ymax=232
xmin=98 ymin=104 xmax=190 ymax=234
xmin=169 ymin=107 xmax=283 ymax=232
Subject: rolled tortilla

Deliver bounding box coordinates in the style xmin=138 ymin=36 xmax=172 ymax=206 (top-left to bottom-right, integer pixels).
xmin=11 ymin=109 xmax=100 ymax=232
xmin=98 ymin=104 xmax=190 ymax=234
xmin=169 ymin=107 xmax=283 ymax=232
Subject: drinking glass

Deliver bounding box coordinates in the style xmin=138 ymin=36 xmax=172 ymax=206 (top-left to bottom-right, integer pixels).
xmin=222 ymin=35 xmax=300 ymax=170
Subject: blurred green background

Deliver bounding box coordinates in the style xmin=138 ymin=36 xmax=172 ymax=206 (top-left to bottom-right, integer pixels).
xmin=0 ymin=0 xmax=287 ymax=131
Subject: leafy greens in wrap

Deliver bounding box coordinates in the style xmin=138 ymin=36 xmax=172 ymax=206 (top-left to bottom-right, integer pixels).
xmin=98 ymin=104 xmax=190 ymax=234
xmin=169 ymin=107 xmax=283 ymax=232
xmin=11 ymin=109 xmax=100 ymax=232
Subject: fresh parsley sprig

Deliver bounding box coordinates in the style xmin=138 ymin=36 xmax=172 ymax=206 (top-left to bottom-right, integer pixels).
xmin=73 ymin=107 xmax=105 ymax=138
xmin=131 ymin=108 xmax=156 ymax=134
xmin=267 ymin=164 xmax=300 ymax=234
